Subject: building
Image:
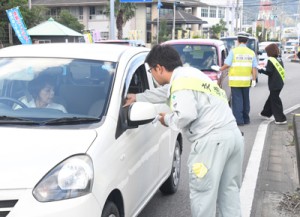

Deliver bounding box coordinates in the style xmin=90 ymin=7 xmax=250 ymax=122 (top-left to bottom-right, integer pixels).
xmin=197 ymin=0 xmax=243 ymax=37
xmin=32 ymin=0 xmax=207 ymax=45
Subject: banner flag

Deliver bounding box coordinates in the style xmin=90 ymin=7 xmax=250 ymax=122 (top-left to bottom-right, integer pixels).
xmin=6 ymin=7 xmax=32 ymax=44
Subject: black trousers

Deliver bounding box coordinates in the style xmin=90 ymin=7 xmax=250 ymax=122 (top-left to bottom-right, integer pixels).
xmin=261 ymin=89 xmax=286 ymax=122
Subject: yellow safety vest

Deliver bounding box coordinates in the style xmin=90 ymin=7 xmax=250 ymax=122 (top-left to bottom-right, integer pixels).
xmin=268 ymin=57 xmax=285 ymax=81
xmin=170 ymin=77 xmax=227 ymax=109
xmin=229 ymin=46 xmax=255 ymax=87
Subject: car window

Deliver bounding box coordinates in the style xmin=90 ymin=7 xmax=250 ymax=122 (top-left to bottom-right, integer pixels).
xmin=116 ymin=58 xmax=149 ymax=138
xmin=170 ymin=44 xmax=218 ymax=71
xmin=0 ymin=57 xmax=115 ymax=122
xmin=222 ymin=38 xmax=258 ymax=54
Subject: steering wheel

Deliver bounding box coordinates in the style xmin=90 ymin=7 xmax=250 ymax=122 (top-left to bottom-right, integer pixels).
xmin=0 ymin=97 xmax=28 ymax=108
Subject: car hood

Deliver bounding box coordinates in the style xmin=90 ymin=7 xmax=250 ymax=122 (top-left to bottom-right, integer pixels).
xmin=0 ymin=127 xmax=97 ymax=189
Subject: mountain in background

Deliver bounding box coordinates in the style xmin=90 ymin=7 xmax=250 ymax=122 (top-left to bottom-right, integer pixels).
xmin=243 ymin=0 xmax=300 ymax=25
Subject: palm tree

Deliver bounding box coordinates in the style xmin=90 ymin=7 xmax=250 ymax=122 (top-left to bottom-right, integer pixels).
xmin=107 ymin=0 xmax=136 ymax=39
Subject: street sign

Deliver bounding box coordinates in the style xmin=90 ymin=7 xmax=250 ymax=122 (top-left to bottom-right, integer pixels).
xmin=120 ymin=0 xmax=152 ymax=2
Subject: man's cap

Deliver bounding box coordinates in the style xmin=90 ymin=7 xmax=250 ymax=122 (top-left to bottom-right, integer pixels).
xmin=237 ymin=32 xmax=249 ymax=39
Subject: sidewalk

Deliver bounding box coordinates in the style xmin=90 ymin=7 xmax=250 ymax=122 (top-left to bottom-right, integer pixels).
xmin=251 ymin=107 xmax=300 ymax=217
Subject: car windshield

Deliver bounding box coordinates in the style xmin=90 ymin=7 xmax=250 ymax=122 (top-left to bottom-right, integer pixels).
xmin=0 ymin=57 xmax=116 ymax=124
xmin=286 ymin=42 xmax=296 ymax=46
xmin=170 ymin=44 xmax=218 ymax=71
xmin=222 ymin=38 xmax=256 ymax=52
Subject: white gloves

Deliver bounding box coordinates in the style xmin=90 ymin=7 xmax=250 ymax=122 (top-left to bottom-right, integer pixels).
xmin=257 ymin=65 xmax=266 ymax=71
xmin=211 ymin=65 xmax=221 ymax=71
xmin=251 ymin=80 xmax=256 ymax=87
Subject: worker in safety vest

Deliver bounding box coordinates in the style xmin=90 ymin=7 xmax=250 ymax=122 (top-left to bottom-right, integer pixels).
xmin=124 ymin=45 xmax=244 ymax=217
xmin=219 ymin=32 xmax=258 ymax=126
xmin=258 ymin=43 xmax=287 ymax=124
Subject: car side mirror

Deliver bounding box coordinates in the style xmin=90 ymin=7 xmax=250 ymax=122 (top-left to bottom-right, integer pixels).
xmin=128 ymin=102 xmax=157 ymax=127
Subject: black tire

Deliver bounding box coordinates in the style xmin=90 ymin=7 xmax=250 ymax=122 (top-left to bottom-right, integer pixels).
xmin=159 ymin=140 xmax=181 ymax=195
xmin=101 ymin=201 xmax=120 ymax=217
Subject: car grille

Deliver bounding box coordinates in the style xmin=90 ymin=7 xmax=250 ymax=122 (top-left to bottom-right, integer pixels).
xmin=0 ymin=200 xmax=18 ymax=217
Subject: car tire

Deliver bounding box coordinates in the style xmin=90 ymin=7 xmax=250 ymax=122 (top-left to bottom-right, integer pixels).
xmin=101 ymin=201 xmax=120 ymax=217
xmin=159 ymin=140 xmax=181 ymax=195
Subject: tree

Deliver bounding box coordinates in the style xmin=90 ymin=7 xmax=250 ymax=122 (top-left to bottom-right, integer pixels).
xmin=158 ymin=19 xmax=171 ymax=43
xmin=210 ymin=19 xmax=227 ymax=39
xmin=56 ymin=10 xmax=85 ymax=33
xmin=106 ymin=0 xmax=136 ymax=39
xmin=0 ymin=0 xmax=46 ymax=46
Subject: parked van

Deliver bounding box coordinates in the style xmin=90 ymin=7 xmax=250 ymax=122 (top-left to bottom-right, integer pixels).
xmin=221 ymin=36 xmax=259 ymax=55
xmin=283 ymin=40 xmax=298 ymax=53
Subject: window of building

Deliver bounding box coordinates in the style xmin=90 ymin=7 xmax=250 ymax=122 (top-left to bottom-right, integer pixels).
xmin=218 ymin=7 xmax=225 ymax=19
xmin=201 ymin=7 xmax=208 ymax=17
xmin=46 ymin=7 xmax=61 ymax=19
xmin=89 ymin=6 xmax=107 ymax=20
xmin=38 ymin=40 xmax=51 ymax=44
xmin=101 ymin=32 xmax=109 ymax=40
xmin=209 ymin=6 xmax=216 ymax=18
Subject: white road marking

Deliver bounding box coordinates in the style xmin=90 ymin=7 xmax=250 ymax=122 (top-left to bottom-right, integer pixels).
xmin=240 ymin=104 xmax=300 ymax=217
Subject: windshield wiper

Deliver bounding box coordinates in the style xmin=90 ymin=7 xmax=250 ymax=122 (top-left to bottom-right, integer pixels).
xmin=0 ymin=116 xmax=39 ymax=125
xmin=43 ymin=117 xmax=101 ymax=125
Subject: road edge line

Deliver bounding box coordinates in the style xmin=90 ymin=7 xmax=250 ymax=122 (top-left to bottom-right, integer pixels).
xmin=240 ymin=104 xmax=300 ymax=217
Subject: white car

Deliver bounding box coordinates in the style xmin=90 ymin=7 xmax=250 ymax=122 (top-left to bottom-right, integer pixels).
xmin=0 ymin=43 xmax=182 ymax=217
xmin=283 ymin=40 xmax=298 ymax=54
xmin=258 ymin=42 xmax=273 ymax=68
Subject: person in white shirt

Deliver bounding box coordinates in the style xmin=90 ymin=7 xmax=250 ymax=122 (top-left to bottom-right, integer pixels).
xmin=16 ymin=74 xmax=66 ymax=113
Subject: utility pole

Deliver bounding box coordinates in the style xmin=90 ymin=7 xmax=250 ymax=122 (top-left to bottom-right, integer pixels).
xmin=28 ymin=0 xmax=31 ymax=9
xmin=109 ymin=0 xmax=115 ymax=40
xmin=235 ymin=0 xmax=240 ymax=34
xmin=172 ymin=2 xmax=176 ymax=40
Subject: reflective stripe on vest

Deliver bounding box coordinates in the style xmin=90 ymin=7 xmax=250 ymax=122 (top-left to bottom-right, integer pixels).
xmin=170 ymin=78 xmax=228 ymax=108
xmin=268 ymin=57 xmax=285 ymax=81
xmin=229 ymin=47 xmax=254 ymax=87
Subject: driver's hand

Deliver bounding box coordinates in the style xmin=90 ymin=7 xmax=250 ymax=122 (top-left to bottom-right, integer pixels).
xmin=123 ymin=94 xmax=136 ymax=107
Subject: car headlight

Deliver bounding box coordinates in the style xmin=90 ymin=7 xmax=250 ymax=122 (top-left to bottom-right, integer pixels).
xmin=33 ymin=154 xmax=94 ymax=202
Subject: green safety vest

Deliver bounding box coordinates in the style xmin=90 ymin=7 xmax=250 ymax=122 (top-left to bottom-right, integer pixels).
xmin=170 ymin=78 xmax=227 ymax=109
xmin=268 ymin=57 xmax=285 ymax=81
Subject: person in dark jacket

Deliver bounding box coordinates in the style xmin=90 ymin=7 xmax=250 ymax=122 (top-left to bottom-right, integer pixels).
xmin=258 ymin=43 xmax=286 ymax=124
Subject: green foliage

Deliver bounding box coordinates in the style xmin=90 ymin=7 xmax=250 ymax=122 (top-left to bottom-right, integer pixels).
xmin=158 ymin=19 xmax=171 ymax=43
xmin=106 ymin=0 xmax=136 ymax=39
xmin=57 ymin=10 xmax=85 ymax=33
xmin=210 ymin=19 xmax=227 ymax=39
xmin=192 ymin=35 xmax=201 ymax=39
xmin=0 ymin=0 xmax=47 ymax=46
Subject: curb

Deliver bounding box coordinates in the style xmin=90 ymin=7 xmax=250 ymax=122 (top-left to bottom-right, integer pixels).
xmin=293 ymin=114 xmax=300 ymax=185
xmin=241 ymin=104 xmax=300 ymax=217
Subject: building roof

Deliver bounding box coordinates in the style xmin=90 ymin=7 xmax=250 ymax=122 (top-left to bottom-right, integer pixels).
xmin=27 ymin=17 xmax=83 ymax=36
xmin=152 ymin=10 xmax=207 ymax=25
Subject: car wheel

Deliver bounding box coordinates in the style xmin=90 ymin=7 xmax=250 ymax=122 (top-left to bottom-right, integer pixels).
xmin=159 ymin=140 xmax=181 ymax=195
xmin=101 ymin=201 xmax=120 ymax=217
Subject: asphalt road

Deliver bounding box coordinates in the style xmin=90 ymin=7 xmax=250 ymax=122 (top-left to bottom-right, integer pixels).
xmin=138 ymin=54 xmax=300 ymax=217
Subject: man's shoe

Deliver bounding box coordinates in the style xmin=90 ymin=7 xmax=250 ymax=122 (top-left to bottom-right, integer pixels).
xmin=259 ymin=113 xmax=272 ymax=120
xmin=275 ymin=120 xmax=287 ymax=125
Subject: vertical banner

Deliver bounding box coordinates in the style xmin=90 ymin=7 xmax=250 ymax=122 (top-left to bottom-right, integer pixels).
xmin=6 ymin=7 xmax=32 ymax=44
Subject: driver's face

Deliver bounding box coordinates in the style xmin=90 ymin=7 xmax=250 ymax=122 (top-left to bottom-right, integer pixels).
xmin=38 ymin=84 xmax=54 ymax=105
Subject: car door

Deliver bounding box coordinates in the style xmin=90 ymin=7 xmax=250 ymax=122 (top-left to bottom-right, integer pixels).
xmin=115 ymin=54 xmax=168 ymax=216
